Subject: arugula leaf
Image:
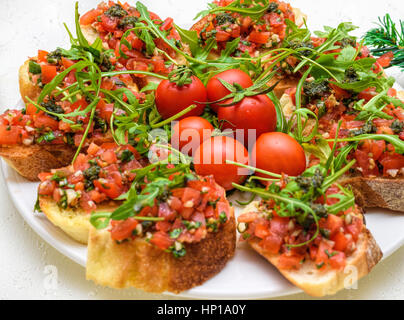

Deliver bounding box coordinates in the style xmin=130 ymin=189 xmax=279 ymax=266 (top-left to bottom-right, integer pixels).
xmin=175 ymin=24 xmax=200 ymax=57
xmin=29 ymin=61 xmax=42 ymax=74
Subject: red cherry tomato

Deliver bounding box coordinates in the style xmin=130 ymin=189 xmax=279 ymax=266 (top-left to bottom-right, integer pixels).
xmin=171 ymin=117 xmax=214 ymax=156
xmin=252 ymin=132 xmax=306 ymax=181
xmin=206 ymin=69 xmax=253 ymax=113
xmin=155 ymin=76 xmax=207 ymax=120
xmin=218 ymin=95 xmax=277 ymax=145
xmin=194 ymin=136 xmax=250 ymax=191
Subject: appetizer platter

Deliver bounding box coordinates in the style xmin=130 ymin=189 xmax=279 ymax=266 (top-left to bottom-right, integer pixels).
xmin=1 ymin=0 xmax=404 ymax=298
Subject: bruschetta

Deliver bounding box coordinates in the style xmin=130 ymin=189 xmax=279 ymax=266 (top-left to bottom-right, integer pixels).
xmin=86 ymin=173 xmax=236 ymax=293
xmin=5 ymin=42 xmax=145 ymax=181
xmin=190 ymin=0 xmax=306 ymax=97
xmin=280 ymin=82 xmax=404 ymax=212
xmin=236 ymin=170 xmax=382 ymax=296
xmin=79 ymin=1 xmax=188 ymax=90
xmin=37 ymin=140 xmax=236 ymax=292
xmin=37 ymin=142 xmax=145 ymax=243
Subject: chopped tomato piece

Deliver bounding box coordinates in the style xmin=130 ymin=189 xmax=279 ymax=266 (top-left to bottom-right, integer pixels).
xmin=216 ymin=30 xmax=231 ymax=42
xmin=80 ymin=9 xmax=102 ymax=25
xmin=269 ymin=216 xmax=290 ymax=238
xmin=150 ymin=231 xmax=174 ymax=250
xmin=345 ymin=217 xmax=363 ymax=241
xmin=260 ymin=231 xmax=282 ymax=254
xmin=87 ymin=142 xmax=101 ymax=156
xmin=94 ymin=179 xmax=122 ymax=199
xmin=0 ymin=125 xmax=21 ymax=144
xmin=38 ymin=180 xmax=55 ymax=196
xmin=181 ymin=188 xmax=201 ymax=205
xmin=254 ymin=220 xmax=270 ymax=239
xmin=326 ymin=214 xmax=344 ymax=237
xmin=33 ymin=114 xmax=59 ymax=131
xmin=37 ymin=50 xmax=49 ymax=63
xmin=41 ymin=65 xmax=58 ymax=84
xmin=331 ymin=231 xmax=350 ymax=252
xmin=329 ymin=252 xmax=346 ymax=270
xmin=249 ymin=31 xmax=270 ymax=44
xmin=101 ymin=15 xmax=118 ymax=33
xmin=377 ymin=51 xmax=394 ymax=68
xmin=110 ymin=218 xmax=138 ymax=241
xmin=158 ymin=202 xmax=176 ymax=221
xmin=101 ymin=149 xmax=118 ymax=164
xmin=277 ymin=254 xmax=303 ymax=270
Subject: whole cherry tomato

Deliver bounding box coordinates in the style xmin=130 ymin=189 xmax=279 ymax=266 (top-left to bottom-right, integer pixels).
xmin=194 ymin=136 xmax=250 ymax=190
xmin=218 ymin=95 xmax=277 ymax=145
xmin=252 ymin=132 xmax=306 ymax=181
xmin=171 ymin=117 xmax=214 ymax=156
xmin=156 ymin=76 xmax=207 ymax=120
xmin=206 ymin=69 xmax=253 ymax=113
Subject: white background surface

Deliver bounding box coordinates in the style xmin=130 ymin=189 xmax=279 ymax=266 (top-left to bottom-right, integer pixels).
xmin=0 ymin=0 xmax=403 ymax=300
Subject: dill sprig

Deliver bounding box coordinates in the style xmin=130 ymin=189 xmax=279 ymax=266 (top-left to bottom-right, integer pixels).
xmin=363 ymin=14 xmax=404 ymax=69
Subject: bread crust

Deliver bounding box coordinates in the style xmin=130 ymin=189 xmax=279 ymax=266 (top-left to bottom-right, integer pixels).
xmin=340 ymin=176 xmax=404 ymax=213
xmin=39 ymin=197 xmax=118 ymax=244
xmin=243 ymin=202 xmax=382 ymax=297
xmin=19 ymin=59 xmax=41 ymax=103
xmin=86 ymin=208 xmax=236 ymax=293
xmin=0 ymin=144 xmax=75 ymax=181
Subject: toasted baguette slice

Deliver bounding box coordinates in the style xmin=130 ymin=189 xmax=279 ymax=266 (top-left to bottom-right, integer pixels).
xmin=340 ymin=176 xmax=404 ymax=213
xmin=0 ymin=144 xmax=75 ymax=181
xmin=86 ymin=208 xmax=236 ymax=293
xmin=81 ymin=24 xmax=188 ymax=91
xmin=191 ymin=8 xmax=306 ymax=37
xmin=39 ymin=197 xmax=119 ymax=244
xmin=19 ymin=60 xmax=42 ymax=103
xmin=279 ymin=91 xmax=404 ymax=213
xmin=190 ymin=9 xmax=305 ymax=98
xmin=242 ymin=202 xmax=382 ymax=297
xmin=19 ymin=57 xmax=140 ymax=103
xmin=0 ymin=131 xmax=114 ymax=181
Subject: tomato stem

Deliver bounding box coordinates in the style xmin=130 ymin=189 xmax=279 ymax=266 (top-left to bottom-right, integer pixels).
xmin=150 ymin=104 xmax=198 ymax=129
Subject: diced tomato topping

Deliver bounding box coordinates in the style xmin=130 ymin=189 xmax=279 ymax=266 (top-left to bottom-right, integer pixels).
xmin=101 ymin=15 xmax=118 ymax=33
xmin=0 ymin=125 xmax=21 ymax=145
xmin=249 ymin=31 xmax=270 ymax=44
xmin=329 ymin=252 xmax=346 ymax=270
xmin=38 ymin=180 xmax=56 ymax=196
xmin=216 ymin=30 xmax=231 ymax=42
xmin=94 ymin=179 xmax=122 ymax=199
xmin=37 ymin=50 xmax=49 ymax=63
xmin=80 ymin=9 xmax=102 ymax=25
xmin=260 ymin=231 xmax=283 ymax=254
xmin=331 ymin=231 xmax=350 ymax=252
xmin=33 ymin=114 xmax=59 ymax=131
xmin=41 ymin=65 xmax=58 ymax=84
xmin=101 ymin=149 xmax=118 ymax=164
xmin=277 ymin=254 xmax=303 ymax=270
xmin=326 ymin=214 xmax=344 ymax=237
xmin=110 ymin=218 xmax=138 ymax=241
xmin=377 ymin=51 xmax=394 ymax=68
xmin=345 ymin=217 xmax=363 ymax=242
xmin=150 ymin=231 xmax=174 ymax=250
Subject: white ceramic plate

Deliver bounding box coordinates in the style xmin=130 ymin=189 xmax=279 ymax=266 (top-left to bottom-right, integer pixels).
xmin=3 ymin=148 xmax=404 ymax=299
xmin=2 ymin=0 xmax=404 ymax=296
